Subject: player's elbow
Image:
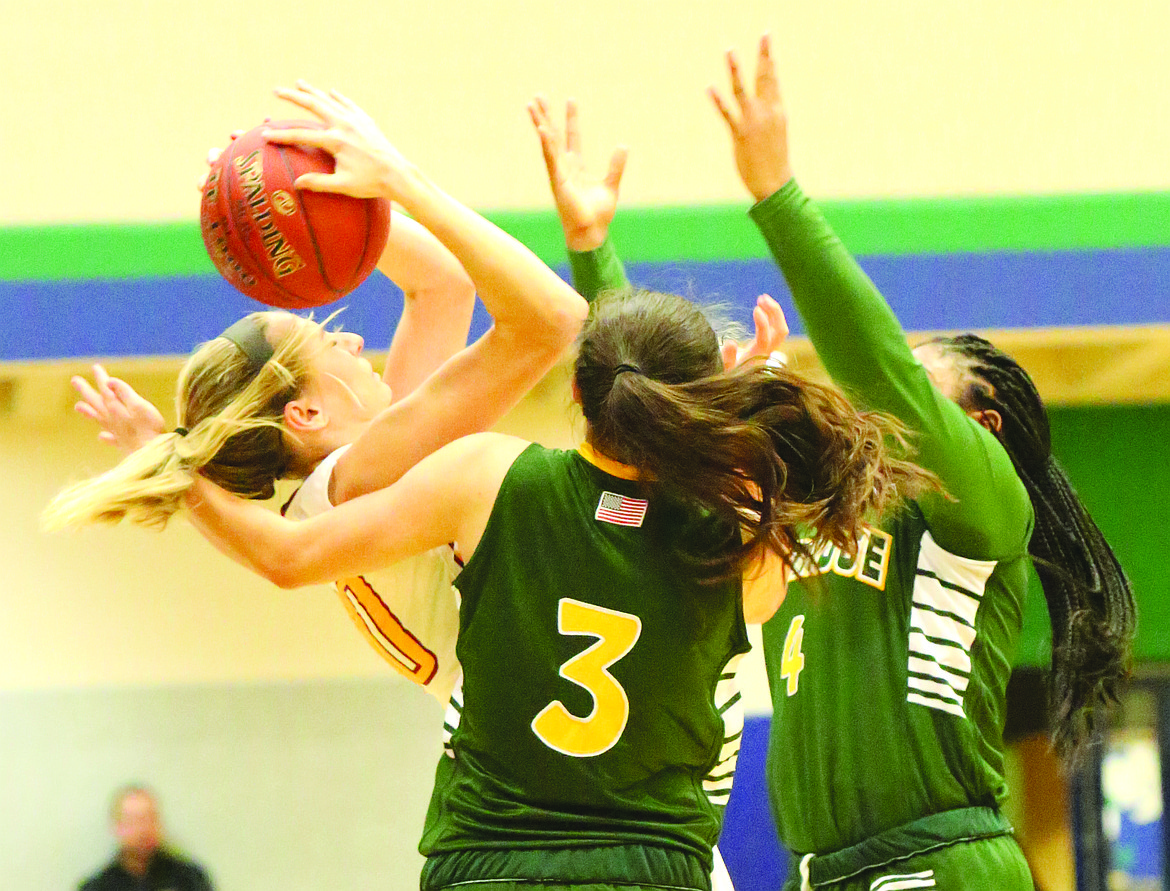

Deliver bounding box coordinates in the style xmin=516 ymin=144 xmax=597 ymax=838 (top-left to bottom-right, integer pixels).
xmin=254 ymin=543 xmax=318 ymax=590
xmin=254 ymin=558 xmax=298 ymax=589
xmin=536 ymin=291 xmax=589 ymax=351
xmin=264 ymin=565 xmax=304 ymax=590
xmin=564 ymin=290 xmax=590 ymax=328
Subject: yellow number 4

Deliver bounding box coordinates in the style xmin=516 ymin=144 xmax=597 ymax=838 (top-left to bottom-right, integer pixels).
xmin=531 ymin=598 xmax=642 ymax=758
xmin=780 ymin=615 xmax=806 ymax=696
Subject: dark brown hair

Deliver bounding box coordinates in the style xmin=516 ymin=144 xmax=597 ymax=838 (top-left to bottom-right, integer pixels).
xmin=576 ymin=289 xmax=935 ymax=579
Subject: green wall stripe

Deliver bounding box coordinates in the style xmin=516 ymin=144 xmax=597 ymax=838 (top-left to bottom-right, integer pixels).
xmin=1 ymin=222 xmax=212 ymax=281
xmin=4 ymin=191 xmax=1169 ymax=281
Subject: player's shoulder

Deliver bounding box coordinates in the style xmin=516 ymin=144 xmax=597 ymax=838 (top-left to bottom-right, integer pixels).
xmin=156 ymin=849 xmax=212 ymax=883
xmin=77 ymin=869 xmax=110 ymax=891
xmin=283 ymin=444 xmax=353 ymax=520
xmin=439 ymin=432 xmax=536 ymax=472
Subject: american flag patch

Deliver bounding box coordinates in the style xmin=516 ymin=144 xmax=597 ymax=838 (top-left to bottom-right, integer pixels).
xmin=595 ymin=491 xmax=648 ymax=527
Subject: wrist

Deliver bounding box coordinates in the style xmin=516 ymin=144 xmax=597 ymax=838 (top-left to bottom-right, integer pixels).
xmin=379 ymin=157 xmax=428 ymax=205
xmin=563 ymin=224 xmax=607 ymax=253
xmin=750 ymin=167 xmax=794 ymax=203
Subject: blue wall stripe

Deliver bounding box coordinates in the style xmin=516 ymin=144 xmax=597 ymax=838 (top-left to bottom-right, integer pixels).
xmin=626 ymin=246 xmax=1170 ymax=331
xmin=721 ymin=715 xmax=788 ymax=891
xmin=4 ymin=246 xmax=1168 ymax=361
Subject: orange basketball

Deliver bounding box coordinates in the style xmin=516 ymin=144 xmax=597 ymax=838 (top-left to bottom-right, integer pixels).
xmin=200 ymin=119 xmax=391 ymax=309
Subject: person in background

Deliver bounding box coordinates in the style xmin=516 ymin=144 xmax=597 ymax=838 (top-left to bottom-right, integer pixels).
xmin=79 ymin=785 xmax=213 ymax=891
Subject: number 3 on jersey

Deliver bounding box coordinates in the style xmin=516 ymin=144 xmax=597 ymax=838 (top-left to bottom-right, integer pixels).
xmin=780 ymin=614 xmax=806 ymax=696
xmin=531 ymin=598 xmax=642 ymax=758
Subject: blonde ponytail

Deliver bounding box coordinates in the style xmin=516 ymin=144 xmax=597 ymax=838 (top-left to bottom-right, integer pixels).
xmin=43 ymin=312 xmax=323 ymax=532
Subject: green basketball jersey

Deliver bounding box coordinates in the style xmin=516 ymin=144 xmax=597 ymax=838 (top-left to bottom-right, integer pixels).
xmin=764 ymin=510 xmax=1031 ymax=854
xmin=749 ymin=182 xmax=1035 ymax=855
xmin=567 ymin=185 xmax=1036 ymax=861
xmin=419 ymin=444 xmax=750 ymax=890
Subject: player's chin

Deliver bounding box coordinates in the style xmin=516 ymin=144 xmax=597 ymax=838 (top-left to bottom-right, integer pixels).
xmin=371 ymin=382 xmax=395 ymax=412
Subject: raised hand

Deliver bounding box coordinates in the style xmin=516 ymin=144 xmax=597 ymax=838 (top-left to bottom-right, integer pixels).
xmin=720 ymin=294 xmax=789 ymax=371
xmin=528 ymin=96 xmax=628 ymax=252
xmin=72 ymin=364 xmax=166 ymax=453
xmin=266 ymin=81 xmax=412 ymax=200
xmin=709 ymin=34 xmax=793 ymax=202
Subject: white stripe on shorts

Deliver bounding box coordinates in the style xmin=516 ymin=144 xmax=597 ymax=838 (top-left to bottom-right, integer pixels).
xmin=870 ymin=868 xmax=937 ymax=890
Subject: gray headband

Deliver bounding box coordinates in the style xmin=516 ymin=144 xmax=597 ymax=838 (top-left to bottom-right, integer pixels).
xmin=218 ymin=317 xmax=274 ymax=375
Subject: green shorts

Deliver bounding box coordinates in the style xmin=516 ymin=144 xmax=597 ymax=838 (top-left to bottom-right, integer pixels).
xmin=441 ymin=886 xmax=685 ymax=891
xmin=783 ymin=807 xmax=1034 ymax=891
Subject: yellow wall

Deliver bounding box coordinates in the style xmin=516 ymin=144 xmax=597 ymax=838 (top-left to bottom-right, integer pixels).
xmin=3 ymin=0 xmax=1168 ymax=225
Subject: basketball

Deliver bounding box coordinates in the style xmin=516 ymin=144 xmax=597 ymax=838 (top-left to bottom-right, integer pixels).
xmin=200 ymin=119 xmax=392 ymax=309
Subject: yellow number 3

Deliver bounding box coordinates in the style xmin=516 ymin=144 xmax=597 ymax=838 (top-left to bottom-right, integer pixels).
xmin=780 ymin=614 xmax=806 ymax=696
xmin=531 ymin=598 xmax=642 ymax=758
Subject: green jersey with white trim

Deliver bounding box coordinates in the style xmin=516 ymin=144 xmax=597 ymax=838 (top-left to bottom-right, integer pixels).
xmin=418 ymin=443 xmax=749 ymax=888
xmin=749 ymin=181 xmax=1034 ymax=855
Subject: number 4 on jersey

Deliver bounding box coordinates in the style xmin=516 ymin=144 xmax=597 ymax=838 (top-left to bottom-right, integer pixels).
xmin=780 ymin=614 xmax=806 ymax=696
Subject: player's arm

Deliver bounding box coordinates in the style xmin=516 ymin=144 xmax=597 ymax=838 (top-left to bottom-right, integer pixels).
xmin=712 ymin=37 xmax=1030 ymax=558
xmin=375 ymin=212 xmax=476 ymax=400
xmin=186 ymin=432 xmax=528 ymax=589
xmin=742 ymin=546 xmax=788 ymax=624
xmin=528 ymin=96 xmax=630 ymax=299
xmin=266 ymin=83 xmax=587 ymax=504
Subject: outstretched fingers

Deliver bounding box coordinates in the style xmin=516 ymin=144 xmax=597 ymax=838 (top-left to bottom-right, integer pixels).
xmin=726 ymin=49 xmax=749 ymax=109
xmin=758 ymin=294 xmax=789 ymax=345
xmin=604 ymin=145 xmax=629 ymax=193
xmin=273 ymin=81 xmax=370 ymax=136
xmin=755 ymin=34 xmax=781 ymax=104
xmin=528 ymin=94 xmax=555 ymax=134
xmin=720 ymin=339 xmax=740 ymax=371
xmin=71 ymin=375 xmax=103 ymax=422
xmin=529 ymin=98 xmax=563 ymax=188
xmin=563 ymin=98 xmax=581 ymax=155
xmin=327 ymin=86 xmax=365 ymax=117
xmin=711 ymin=36 xmax=793 ymax=201
xmin=721 ymin=295 xmax=790 ymax=370
xmin=263 ymin=126 xmax=339 ymax=152
xmin=709 ymin=86 xmax=739 ymax=134
xmin=72 ymin=365 xmax=126 ymax=437
xmin=273 ymin=84 xmax=325 ymax=120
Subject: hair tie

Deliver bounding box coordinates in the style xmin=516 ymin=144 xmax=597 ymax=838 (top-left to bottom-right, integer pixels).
xmin=613 ymin=363 xmax=643 ymax=377
xmin=218 ymin=316 xmax=275 ymax=375
xmin=173 ymin=426 xmax=189 ymax=437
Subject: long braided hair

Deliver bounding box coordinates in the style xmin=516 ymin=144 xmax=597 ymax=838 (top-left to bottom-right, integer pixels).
xmin=930 ymin=333 xmax=1136 ymax=766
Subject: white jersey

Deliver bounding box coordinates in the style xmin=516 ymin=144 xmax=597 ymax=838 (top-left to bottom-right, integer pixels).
xmin=284 ymin=445 xmax=462 ymax=703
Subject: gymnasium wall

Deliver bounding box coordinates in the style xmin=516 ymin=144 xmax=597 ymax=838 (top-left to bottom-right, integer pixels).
xmin=2 ymin=2 xmax=1168 ymax=890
